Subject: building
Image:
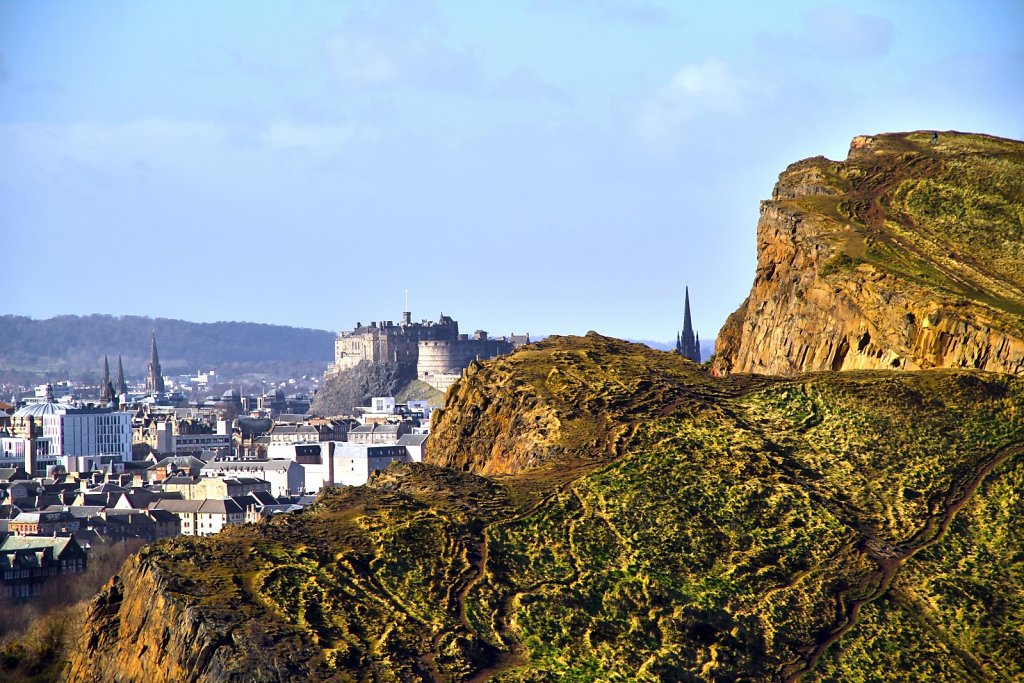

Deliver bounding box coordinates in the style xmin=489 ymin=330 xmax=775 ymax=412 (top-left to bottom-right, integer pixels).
xmin=9 ymin=400 xmax=132 ymax=474
xmin=348 ymin=422 xmax=409 ymax=445
xmin=676 ymin=286 xmax=701 ymax=363
xmin=397 ymin=433 xmax=428 ymax=463
xmin=267 ymin=419 xmax=346 ymax=446
xmin=169 ymin=431 xmax=232 ymax=456
xmin=332 ymin=443 xmax=410 ymax=487
xmin=417 ymin=330 xmax=521 ymax=391
xmin=330 ymin=312 xmax=460 ymax=378
xmin=162 ymin=475 xmax=271 ymax=501
xmin=7 ymin=510 xmax=80 ymax=536
xmin=266 ymin=441 xmax=411 ymax=490
xmin=328 ymin=310 xmax=527 ymax=384
xmin=100 ymin=356 xmax=116 ymax=406
xmin=145 ymin=332 xmax=165 ymax=394
xmin=115 ymin=355 xmax=129 ymax=397
xmin=149 ymin=498 xmax=244 ymax=537
xmin=199 ymin=459 xmax=302 ymax=498
xmin=0 ymin=535 xmax=87 ymax=599
xmin=136 ymin=414 xmax=231 ymax=457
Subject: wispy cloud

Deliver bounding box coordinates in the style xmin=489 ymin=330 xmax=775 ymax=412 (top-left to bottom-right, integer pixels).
xmin=326 ymin=31 xmax=481 ymax=91
xmin=757 ymin=5 xmax=894 ymax=61
xmin=634 ymin=58 xmax=768 ymax=147
xmin=528 ymin=0 xmax=675 ymax=26
xmin=263 ymin=121 xmax=376 ymax=155
xmin=489 ymin=68 xmax=574 ymax=104
xmin=0 ymin=119 xmax=376 ymax=187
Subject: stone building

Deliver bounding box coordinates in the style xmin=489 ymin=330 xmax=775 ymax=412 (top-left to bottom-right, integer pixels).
xmin=330 ymin=312 xmax=460 ymax=378
xmin=145 ymin=332 xmax=165 ymax=394
xmin=418 ymin=330 xmax=517 ymax=391
xmin=328 ymin=310 xmax=528 ymax=387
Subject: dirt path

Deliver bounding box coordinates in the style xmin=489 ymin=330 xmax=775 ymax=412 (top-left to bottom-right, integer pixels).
xmin=780 ymin=439 xmax=1024 ymax=681
xmin=433 ymin=423 xmax=643 ymax=682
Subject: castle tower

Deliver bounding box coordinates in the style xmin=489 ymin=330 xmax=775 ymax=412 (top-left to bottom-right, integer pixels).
xmin=115 ymin=355 xmax=128 ymax=396
xmin=100 ymin=356 xmax=116 ymax=405
xmin=146 ymin=332 xmax=165 ymax=394
xmin=675 ymin=287 xmax=701 ymax=363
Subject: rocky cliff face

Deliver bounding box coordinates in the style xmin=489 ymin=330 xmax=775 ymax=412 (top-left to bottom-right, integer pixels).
xmin=65 ymin=544 xmax=320 ymax=683
xmin=425 ymin=332 xmax=718 ymax=475
xmin=714 ymin=131 xmax=1024 ymax=376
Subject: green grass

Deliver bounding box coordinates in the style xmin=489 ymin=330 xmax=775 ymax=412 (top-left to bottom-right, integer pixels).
xmin=72 ymin=334 xmax=1024 ymax=682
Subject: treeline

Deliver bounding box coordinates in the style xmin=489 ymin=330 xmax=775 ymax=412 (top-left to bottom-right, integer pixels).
xmin=0 ymin=315 xmax=335 ymax=376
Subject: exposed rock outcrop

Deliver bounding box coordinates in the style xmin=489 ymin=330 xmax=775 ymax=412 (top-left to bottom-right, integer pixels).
xmin=65 ymin=546 xmax=319 ymax=683
xmin=714 ymin=131 xmax=1024 ymax=376
xmin=426 ymin=332 xmax=718 ymax=475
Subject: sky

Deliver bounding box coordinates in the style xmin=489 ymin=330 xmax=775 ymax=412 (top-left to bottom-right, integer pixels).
xmin=1 ymin=1 xmax=1022 ymax=342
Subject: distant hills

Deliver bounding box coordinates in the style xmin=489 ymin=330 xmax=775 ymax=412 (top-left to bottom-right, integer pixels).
xmin=0 ymin=314 xmax=335 ymax=380
xmin=634 ymin=338 xmax=716 ymax=360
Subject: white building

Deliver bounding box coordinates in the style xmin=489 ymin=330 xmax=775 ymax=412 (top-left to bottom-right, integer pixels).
xmin=266 ymin=441 xmax=412 ymax=490
xmin=10 ymin=402 xmax=132 ymax=474
xmin=199 ymin=459 xmax=302 ymax=498
xmin=331 ymin=443 xmax=410 ymax=487
xmin=397 ymin=433 xmax=427 ymax=463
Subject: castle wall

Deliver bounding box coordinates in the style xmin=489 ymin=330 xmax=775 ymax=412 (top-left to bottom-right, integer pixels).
xmin=417 ymin=339 xmax=515 ymax=377
xmin=329 ymin=316 xmax=461 ymax=378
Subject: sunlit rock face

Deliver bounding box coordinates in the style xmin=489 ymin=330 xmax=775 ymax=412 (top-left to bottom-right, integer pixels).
xmin=714 ymin=131 xmax=1024 ymax=377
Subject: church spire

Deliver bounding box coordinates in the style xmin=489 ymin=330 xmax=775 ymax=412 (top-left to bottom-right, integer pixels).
xmin=115 ymin=354 xmax=128 ymax=396
xmin=146 ymin=332 xmax=165 ymax=394
xmin=676 ymin=287 xmax=700 ymax=362
xmin=100 ymin=356 xmax=115 ymax=405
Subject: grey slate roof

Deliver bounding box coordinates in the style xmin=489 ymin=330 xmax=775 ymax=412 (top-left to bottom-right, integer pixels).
xmin=198 ymin=498 xmax=243 ymax=515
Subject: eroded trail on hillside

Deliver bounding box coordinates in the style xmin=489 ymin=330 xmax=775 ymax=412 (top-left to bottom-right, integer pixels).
xmin=780 ymin=440 xmax=1024 ymax=682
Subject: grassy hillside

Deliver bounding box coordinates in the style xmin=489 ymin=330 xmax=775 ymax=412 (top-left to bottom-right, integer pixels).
xmin=69 ymin=334 xmax=1024 ymax=681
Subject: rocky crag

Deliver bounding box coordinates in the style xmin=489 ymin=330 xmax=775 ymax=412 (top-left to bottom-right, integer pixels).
xmin=67 ymin=333 xmax=1024 ymax=682
xmin=714 ymin=131 xmax=1024 ymax=376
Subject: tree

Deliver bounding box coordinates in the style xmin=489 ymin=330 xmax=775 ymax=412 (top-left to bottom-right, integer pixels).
xmin=311 ymin=361 xmax=400 ymax=417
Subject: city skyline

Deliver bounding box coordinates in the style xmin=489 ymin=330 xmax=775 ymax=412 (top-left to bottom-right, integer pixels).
xmin=2 ymin=0 xmax=1022 ymax=341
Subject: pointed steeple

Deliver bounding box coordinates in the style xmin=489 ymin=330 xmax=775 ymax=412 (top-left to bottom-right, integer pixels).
xmin=676 ymin=287 xmax=700 ymax=362
xmin=682 ymin=287 xmax=694 ymax=340
xmin=100 ymin=356 xmax=115 ymax=404
xmin=115 ymin=355 xmax=128 ymax=396
xmin=146 ymin=332 xmax=165 ymax=394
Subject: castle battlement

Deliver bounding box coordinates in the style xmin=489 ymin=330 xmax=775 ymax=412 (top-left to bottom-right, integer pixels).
xmin=328 ymin=311 xmax=528 ymax=383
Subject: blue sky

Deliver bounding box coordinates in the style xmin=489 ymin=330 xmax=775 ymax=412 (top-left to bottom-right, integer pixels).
xmin=2 ymin=1 xmax=1021 ymax=342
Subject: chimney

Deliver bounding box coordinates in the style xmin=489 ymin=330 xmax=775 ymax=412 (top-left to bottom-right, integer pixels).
xmin=329 ymin=441 xmax=337 ymax=485
xmin=24 ymin=417 xmax=37 ymax=478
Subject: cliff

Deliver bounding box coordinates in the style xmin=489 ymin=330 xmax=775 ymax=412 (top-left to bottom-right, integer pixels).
xmin=714 ymin=131 xmax=1024 ymax=376
xmin=67 ymin=335 xmax=1024 ymax=682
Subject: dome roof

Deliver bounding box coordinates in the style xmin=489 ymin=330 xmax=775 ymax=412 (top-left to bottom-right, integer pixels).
xmin=12 ymin=402 xmax=68 ymax=418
